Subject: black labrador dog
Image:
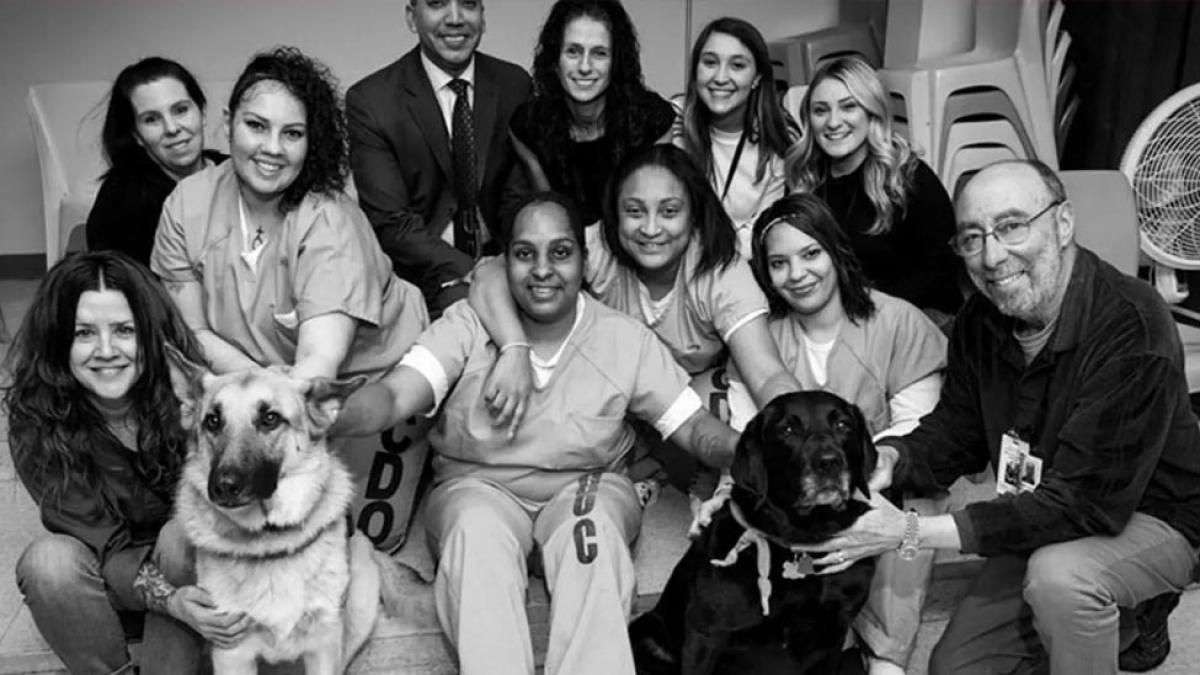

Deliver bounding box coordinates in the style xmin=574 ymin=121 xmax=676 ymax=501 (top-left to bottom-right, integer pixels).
xmin=631 ymin=391 xmax=878 ymax=675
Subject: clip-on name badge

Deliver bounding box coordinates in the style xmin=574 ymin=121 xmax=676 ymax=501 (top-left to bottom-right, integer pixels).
xmin=997 ymin=429 xmax=1043 ymax=495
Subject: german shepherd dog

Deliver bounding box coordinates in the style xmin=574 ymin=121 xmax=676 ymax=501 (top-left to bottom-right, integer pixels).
xmin=177 ymin=367 xmax=402 ymax=674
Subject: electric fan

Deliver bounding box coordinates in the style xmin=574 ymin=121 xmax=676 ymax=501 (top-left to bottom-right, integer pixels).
xmin=1119 ymin=82 xmax=1200 ymax=305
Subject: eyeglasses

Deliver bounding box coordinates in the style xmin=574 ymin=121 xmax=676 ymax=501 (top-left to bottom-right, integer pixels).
xmin=948 ymin=200 xmax=1063 ymax=257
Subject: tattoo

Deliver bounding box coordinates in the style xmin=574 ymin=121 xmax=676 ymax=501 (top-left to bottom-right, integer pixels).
xmin=690 ymin=424 xmax=738 ymax=469
xmin=133 ymin=560 xmax=176 ymax=615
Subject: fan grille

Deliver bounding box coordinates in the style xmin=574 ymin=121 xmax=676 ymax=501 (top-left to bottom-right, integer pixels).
xmin=1129 ymin=96 xmax=1200 ymax=265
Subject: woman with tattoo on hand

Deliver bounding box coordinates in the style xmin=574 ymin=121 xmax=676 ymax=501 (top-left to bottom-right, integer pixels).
xmin=5 ymin=251 xmax=246 ymax=674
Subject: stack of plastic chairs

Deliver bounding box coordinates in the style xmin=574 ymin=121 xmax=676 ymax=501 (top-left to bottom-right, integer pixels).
xmin=877 ymin=0 xmax=1076 ymax=196
xmin=769 ymin=22 xmax=882 ymax=91
xmin=769 ymin=1 xmax=887 ymax=130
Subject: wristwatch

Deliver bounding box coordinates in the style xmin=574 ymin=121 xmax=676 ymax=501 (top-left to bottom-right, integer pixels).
xmin=898 ymin=508 xmax=920 ymax=561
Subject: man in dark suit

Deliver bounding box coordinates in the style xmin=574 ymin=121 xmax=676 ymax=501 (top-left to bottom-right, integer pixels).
xmin=348 ymin=0 xmax=531 ymax=315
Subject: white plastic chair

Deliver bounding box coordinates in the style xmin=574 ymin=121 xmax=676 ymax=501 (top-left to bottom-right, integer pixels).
xmin=941 ymin=119 xmax=1032 ymax=181
xmin=946 ymin=144 xmax=1018 ymax=198
xmin=28 ymin=81 xmax=233 ymax=269
xmin=27 ymin=83 xmax=109 ymax=270
xmin=880 ymin=0 xmax=1057 ymax=172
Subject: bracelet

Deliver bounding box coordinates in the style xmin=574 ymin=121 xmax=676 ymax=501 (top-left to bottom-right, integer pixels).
xmin=898 ymin=508 xmax=920 ymax=561
xmin=498 ymin=341 xmax=532 ymax=354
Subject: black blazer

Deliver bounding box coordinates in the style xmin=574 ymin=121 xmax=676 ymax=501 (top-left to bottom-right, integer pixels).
xmin=347 ymin=48 xmax=531 ymax=313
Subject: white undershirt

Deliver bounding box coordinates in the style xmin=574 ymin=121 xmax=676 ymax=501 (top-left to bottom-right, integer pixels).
xmin=803 ymin=334 xmax=837 ymax=386
xmin=528 ymin=295 xmax=587 ymax=388
xmin=637 ymin=283 xmax=676 ymax=327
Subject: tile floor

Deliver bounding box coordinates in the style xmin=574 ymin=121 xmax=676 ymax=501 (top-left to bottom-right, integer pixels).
xmin=0 ymin=277 xmax=1196 ymax=674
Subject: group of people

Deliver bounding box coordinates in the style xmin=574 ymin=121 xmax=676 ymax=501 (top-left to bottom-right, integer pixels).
xmin=6 ymin=1 xmax=1198 ymax=674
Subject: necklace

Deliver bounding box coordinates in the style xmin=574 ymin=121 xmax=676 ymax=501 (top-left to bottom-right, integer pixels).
xmin=238 ymin=194 xmax=268 ymax=250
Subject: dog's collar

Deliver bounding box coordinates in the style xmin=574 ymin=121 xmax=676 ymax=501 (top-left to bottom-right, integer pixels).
xmin=709 ymin=501 xmax=816 ymax=616
xmin=205 ymin=515 xmax=344 ymax=561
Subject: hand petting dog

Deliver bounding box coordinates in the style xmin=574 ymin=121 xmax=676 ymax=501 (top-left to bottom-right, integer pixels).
xmin=630 ymin=391 xmax=881 ymax=675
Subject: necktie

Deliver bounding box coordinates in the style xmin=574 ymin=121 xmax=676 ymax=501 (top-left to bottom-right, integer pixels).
xmin=448 ymin=78 xmax=478 ymax=257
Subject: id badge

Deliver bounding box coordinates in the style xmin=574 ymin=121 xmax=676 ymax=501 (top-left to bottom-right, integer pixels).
xmin=997 ymin=430 xmax=1043 ymax=495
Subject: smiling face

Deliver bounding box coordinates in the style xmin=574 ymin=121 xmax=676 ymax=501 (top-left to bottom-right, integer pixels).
xmin=764 ymin=223 xmax=840 ymax=318
xmin=70 ymin=288 xmax=141 ymax=410
xmin=616 ymin=165 xmax=693 ymax=283
xmin=694 ymin=31 xmax=760 ymax=131
xmin=228 ymin=80 xmax=308 ymax=207
xmin=808 ymin=77 xmax=870 ymax=176
xmin=507 ymin=201 xmax=584 ymax=327
xmin=407 ymin=0 xmax=485 ymax=76
xmin=558 ymin=15 xmax=613 ymax=106
xmin=130 ymin=77 xmax=205 ymax=178
xmin=956 ymin=163 xmax=1074 ymax=326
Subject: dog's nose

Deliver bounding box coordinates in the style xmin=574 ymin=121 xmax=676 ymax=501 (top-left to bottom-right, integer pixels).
xmin=812 ymin=448 xmax=845 ymax=475
xmin=209 ymin=467 xmax=251 ymax=508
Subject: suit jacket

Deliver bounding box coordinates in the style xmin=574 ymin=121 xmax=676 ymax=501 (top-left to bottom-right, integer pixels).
xmin=347 ymin=48 xmax=531 ymax=313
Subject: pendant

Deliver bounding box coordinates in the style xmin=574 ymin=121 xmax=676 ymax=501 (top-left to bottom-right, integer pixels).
xmin=781 ymin=552 xmax=815 ymax=579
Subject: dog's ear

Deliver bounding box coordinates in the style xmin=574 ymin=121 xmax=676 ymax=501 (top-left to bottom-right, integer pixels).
xmin=167 ymin=349 xmax=215 ymax=429
xmin=848 ymin=403 xmax=877 ymax=500
xmin=732 ymin=403 xmax=778 ymax=509
xmin=305 ymin=375 xmax=369 ymax=433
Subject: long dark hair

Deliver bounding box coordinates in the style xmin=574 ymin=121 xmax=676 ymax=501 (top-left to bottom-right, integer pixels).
xmin=680 ymin=17 xmax=799 ymax=184
xmin=100 ymin=56 xmax=207 ymax=177
xmin=603 ymin=145 xmax=739 ymax=280
xmin=527 ymin=0 xmax=657 ymax=194
xmin=750 ymin=193 xmax=876 ymax=322
xmin=3 ymin=251 xmax=206 ymax=505
xmin=228 ymin=46 xmax=348 ymax=214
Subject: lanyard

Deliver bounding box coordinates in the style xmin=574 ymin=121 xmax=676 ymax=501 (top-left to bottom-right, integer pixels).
xmin=720 ymin=131 xmax=749 ymax=203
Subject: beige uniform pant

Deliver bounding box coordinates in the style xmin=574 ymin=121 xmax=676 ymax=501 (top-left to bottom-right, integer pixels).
xmin=854 ymin=494 xmax=947 ymax=667
xmin=425 ymin=473 xmax=642 ymax=675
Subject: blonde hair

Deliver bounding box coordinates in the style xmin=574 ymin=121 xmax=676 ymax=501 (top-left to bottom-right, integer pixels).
xmin=784 ymin=56 xmax=915 ymax=236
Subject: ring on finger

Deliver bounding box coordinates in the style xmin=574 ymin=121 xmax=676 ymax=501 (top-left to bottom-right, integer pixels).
xmin=833 ymin=550 xmax=846 ymax=565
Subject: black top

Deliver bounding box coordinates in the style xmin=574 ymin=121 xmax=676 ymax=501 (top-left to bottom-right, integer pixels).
xmin=86 ymin=150 xmax=227 ymax=265
xmin=818 ymin=158 xmax=962 ymax=314
xmin=511 ymin=91 xmax=676 ymax=225
xmin=13 ymin=429 xmax=176 ymax=575
xmin=888 ymin=248 xmax=1200 ymax=554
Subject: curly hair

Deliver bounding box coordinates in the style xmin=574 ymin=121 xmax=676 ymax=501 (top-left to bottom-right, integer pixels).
xmin=228 ymin=46 xmax=348 ymax=213
xmin=680 ymin=18 xmax=800 ymax=185
xmin=603 ymin=144 xmax=739 ymax=280
xmin=750 ymin=193 xmax=876 ymax=323
xmin=526 ymin=0 xmax=657 ymax=193
xmin=100 ymin=56 xmax=207 ymax=178
xmin=2 ymin=251 xmax=206 ymax=508
xmin=784 ymin=56 xmax=917 ymax=236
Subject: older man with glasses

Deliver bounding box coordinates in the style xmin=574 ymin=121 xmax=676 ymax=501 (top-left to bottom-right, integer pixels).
xmin=802 ymin=159 xmax=1200 ymax=674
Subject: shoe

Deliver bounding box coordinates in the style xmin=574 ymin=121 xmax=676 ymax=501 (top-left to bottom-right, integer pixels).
xmin=1118 ymin=591 xmax=1181 ymax=672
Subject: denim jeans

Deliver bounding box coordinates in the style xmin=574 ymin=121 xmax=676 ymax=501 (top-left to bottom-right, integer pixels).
xmin=16 ymin=519 xmax=209 ymax=675
xmin=928 ymin=512 xmax=1198 ymax=675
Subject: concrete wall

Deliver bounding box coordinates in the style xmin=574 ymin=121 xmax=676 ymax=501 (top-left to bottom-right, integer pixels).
xmin=0 ymin=0 xmax=836 ymax=259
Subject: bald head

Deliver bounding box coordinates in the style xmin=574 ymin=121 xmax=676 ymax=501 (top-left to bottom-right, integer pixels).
xmin=957 ymin=160 xmax=1064 ymax=218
